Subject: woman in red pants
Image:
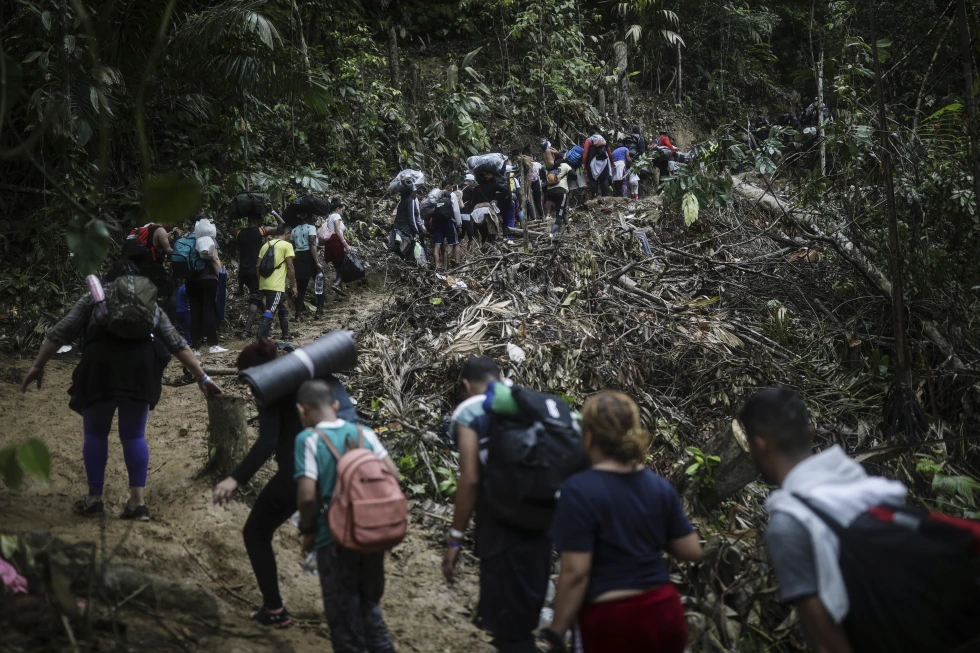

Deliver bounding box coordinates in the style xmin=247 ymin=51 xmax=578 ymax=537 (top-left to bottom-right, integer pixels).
xmin=543 ymin=391 xmax=703 ymax=652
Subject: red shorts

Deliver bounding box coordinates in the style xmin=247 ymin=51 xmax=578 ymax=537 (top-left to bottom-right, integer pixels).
xmin=578 ymin=584 xmax=687 ymax=653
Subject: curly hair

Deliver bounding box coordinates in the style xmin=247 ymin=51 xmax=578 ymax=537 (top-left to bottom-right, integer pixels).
xmin=236 ymin=338 xmax=277 ymax=371
xmin=581 ymin=391 xmax=650 ymax=465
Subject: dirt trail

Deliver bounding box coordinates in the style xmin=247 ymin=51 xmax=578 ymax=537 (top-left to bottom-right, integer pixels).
xmin=0 ymin=266 xmax=494 ymax=652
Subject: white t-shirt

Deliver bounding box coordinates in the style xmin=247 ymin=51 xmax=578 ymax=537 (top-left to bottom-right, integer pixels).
xmin=530 ymin=162 xmax=543 ymax=182
xmin=318 ymin=213 xmax=345 ymax=240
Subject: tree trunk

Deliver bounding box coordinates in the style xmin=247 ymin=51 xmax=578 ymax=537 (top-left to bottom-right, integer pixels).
xmin=206 ymin=394 xmax=249 ymax=477
xmin=817 ymin=46 xmax=826 ymax=177
xmin=614 ymin=41 xmax=630 ymax=114
xmin=676 ymin=42 xmax=682 ymax=106
xmin=671 ymin=421 xmax=758 ymax=513
xmin=868 ymin=0 xmax=911 ymax=385
xmin=956 ymin=0 xmax=980 ymax=217
xmin=291 ymin=0 xmax=312 ymax=83
xmin=388 ymin=25 xmax=400 ymax=90
xmin=598 ymin=88 xmax=606 ymax=115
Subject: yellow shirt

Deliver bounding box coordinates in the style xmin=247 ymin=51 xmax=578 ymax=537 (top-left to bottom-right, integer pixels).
xmin=258 ymin=239 xmax=295 ymax=292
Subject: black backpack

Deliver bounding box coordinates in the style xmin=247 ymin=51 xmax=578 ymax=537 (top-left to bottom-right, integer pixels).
xmin=258 ymin=239 xmax=285 ymax=278
xmin=482 ymin=385 xmax=589 ymax=532
xmin=795 ymin=495 xmax=980 ymax=653
xmin=432 ymin=192 xmax=455 ymax=223
xmin=623 ymin=134 xmax=643 ymax=159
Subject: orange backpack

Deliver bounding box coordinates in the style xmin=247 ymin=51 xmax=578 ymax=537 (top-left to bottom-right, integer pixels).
xmin=316 ymin=426 xmax=407 ymax=553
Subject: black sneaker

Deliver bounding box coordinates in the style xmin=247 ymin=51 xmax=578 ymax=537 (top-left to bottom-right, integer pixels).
xmin=73 ymin=498 xmax=105 ymax=517
xmin=251 ymin=607 xmax=293 ymax=628
xmin=120 ymin=504 xmax=150 ymax=522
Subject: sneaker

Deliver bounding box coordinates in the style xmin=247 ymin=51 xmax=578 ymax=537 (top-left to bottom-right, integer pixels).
xmin=251 ymin=607 xmax=293 ymax=628
xmin=120 ymin=504 xmax=150 ymax=522
xmin=73 ymin=498 xmax=105 ymax=517
xmin=209 ymin=345 xmax=229 ymax=354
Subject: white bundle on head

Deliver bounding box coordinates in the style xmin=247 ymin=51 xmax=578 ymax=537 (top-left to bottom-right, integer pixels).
xmin=194 ymin=218 xmax=216 ymax=239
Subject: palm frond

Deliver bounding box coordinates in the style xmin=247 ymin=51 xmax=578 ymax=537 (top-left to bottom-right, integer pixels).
xmin=661 ymin=30 xmax=685 ymax=47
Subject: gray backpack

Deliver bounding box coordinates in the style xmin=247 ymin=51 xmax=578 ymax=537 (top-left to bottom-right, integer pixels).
xmin=104 ymin=276 xmax=158 ymax=339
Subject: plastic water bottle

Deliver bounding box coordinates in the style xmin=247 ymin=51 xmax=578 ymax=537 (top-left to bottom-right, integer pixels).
xmin=314 ymin=271 xmax=325 ymax=296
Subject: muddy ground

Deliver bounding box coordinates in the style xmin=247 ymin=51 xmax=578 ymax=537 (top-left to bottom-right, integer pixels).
xmin=0 ymin=264 xmax=495 ymax=652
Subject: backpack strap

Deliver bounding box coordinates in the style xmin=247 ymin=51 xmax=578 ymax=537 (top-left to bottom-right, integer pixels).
xmin=790 ymin=492 xmax=846 ymax=536
xmin=315 ymin=427 xmax=343 ymax=462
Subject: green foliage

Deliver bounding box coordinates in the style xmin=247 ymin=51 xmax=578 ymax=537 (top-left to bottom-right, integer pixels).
xmin=678 ymin=446 xmax=721 ymax=489
xmin=0 ymin=438 xmax=51 ymax=489
xmin=143 ymin=174 xmax=203 ymax=226
xmin=65 ymin=217 xmax=112 ymax=276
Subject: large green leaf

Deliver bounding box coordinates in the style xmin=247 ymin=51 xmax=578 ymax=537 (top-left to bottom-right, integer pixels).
xmin=0 ymin=445 xmax=23 ymax=489
xmin=16 ymin=439 xmax=50 ymax=484
xmin=933 ymin=473 xmax=980 ymax=507
xmin=66 ymin=216 xmax=112 ymax=276
xmin=143 ymin=174 xmax=202 ymax=226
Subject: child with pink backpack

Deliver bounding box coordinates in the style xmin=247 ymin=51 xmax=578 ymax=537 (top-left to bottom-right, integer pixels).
xmin=294 ymin=379 xmax=406 ymax=652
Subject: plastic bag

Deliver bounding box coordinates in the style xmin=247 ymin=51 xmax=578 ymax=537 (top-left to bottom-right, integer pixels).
xmin=419 ymin=188 xmax=445 ymax=217
xmin=467 ymin=153 xmax=506 ymax=174
xmin=388 ymin=169 xmax=425 ymax=194
xmin=339 ymin=251 xmax=366 ymax=283
xmin=413 ymin=241 xmax=427 ymax=266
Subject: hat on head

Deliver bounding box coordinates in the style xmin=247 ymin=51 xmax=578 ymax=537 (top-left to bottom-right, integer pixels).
xmin=465 ymin=173 xmax=475 ymax=181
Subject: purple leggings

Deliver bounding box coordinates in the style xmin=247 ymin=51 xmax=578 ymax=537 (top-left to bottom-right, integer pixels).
xmin=82 ymin=399 xmax=150 ymax=496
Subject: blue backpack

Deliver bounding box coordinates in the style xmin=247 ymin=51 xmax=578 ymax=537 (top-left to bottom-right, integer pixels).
xmin=172 ymin=233 xmax=205 ymax=279
xmin=565 ymin=145 xmax=584 ymax=168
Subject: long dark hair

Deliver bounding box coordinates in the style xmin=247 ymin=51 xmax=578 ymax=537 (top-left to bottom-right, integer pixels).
xmin=236 ymin=338 xmax=277 ymax=371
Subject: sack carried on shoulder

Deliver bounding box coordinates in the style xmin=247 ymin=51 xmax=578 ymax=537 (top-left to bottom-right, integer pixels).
xmin=258 ymin=240 xmax=284 ymax=278
xmin=482 ymin=383 xmax=589 ymax=532
xmin=317 ymin=426 xmax=407 ymax=553
xmin=228 ymin=191 xmax=271 ymax=220
xmin=104 ymin=276 xmax=157 ymax=339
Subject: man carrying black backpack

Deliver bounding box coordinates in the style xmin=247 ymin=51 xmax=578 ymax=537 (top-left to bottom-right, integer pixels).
xmin=443 ymin=357 xmax=585 ymax=653
xmin=740 ymin=389 xmax=980 ymax=653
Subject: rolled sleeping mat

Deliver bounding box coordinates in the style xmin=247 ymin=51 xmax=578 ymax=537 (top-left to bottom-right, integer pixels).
xmin=239 ymin=330 xmax=358 ymax=407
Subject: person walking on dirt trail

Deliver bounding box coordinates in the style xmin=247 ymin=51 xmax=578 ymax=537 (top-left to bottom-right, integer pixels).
xmin=431 ymin=181 xmax=463 ymax=269
xmin=185 ymin=217 xmax=227 ymax=355
xmin=653 ymin=130 xmax=677 ymax=189
xmin=442 ymin=356 xmax=556 ymax=653
xmin=543 ymin=158 xmax=573 ymax=235
xmin=582 ymin=134 xmax=613 ymax=198
xmin=212 ymin=341 xmax=359 ymax=629
xmin=256 ymin=224 xmax=297 ymax=342
xmin=540 ymin=391 xmax=702 ymax=653
xmin=294 ymin=379 xmax=400 ymax=653
xmin=740 ymin=388 xmax=980 ymax=653
xmin=460 ymin=174 xmax=478 ymax=249
xmin=611 ymin=144 xmax=632 ymax=198
xmin=472 ymin=171 xmax=509 ymax=245
xmin=290 ymin=212 xmax=322 ymax=324
xmin=319 ymin=199 xmax=352 ymax=306
xmin=235 ymin=215 xmax=277 ymax=339
xmin=124 ymin=221 xmax=174 ymax=310
xmin=21 ymin=265 xmax=222 ymax=521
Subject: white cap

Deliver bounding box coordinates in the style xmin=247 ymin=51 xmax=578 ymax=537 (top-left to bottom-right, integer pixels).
xmin=465 ymin=173 xmax=475 ymax=181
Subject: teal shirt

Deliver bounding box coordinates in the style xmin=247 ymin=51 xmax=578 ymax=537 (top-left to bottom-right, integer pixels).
xmin=294 ymin=420 xmax=390 ymax=549
xmin=292 ymin=223 xmax=317 ymax=252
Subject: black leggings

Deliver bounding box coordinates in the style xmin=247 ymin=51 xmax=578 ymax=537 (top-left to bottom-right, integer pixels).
xmin=589 ymin=167 xmax=611 ymax=197
xmin=184 ymin=277 xmax=218 ymax=347
xmin=531 ymin=180 xmax=543 ymax=220
xmin=242 ymin=469 xmax=296 ymax=610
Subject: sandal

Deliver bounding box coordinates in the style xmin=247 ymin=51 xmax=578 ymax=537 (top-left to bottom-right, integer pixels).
xmin=73 ymin=498 xmax=105 ymax=517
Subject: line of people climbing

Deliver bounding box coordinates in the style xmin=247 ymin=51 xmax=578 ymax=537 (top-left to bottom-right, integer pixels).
xmin=20 ymin=293 xmax=980 ymax=653
xmin=120 ymin=193 xmax=362 ymax=351
xmin=387 ymin=126 xmax=689 ymax=269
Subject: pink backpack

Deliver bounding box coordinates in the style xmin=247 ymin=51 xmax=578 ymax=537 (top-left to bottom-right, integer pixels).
xmin=316 ymin=426 xmax=407 ymax=553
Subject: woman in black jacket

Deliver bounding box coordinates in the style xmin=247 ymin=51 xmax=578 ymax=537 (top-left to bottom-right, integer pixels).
xmin=212 ymin=339 xmax=358 ymax=627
